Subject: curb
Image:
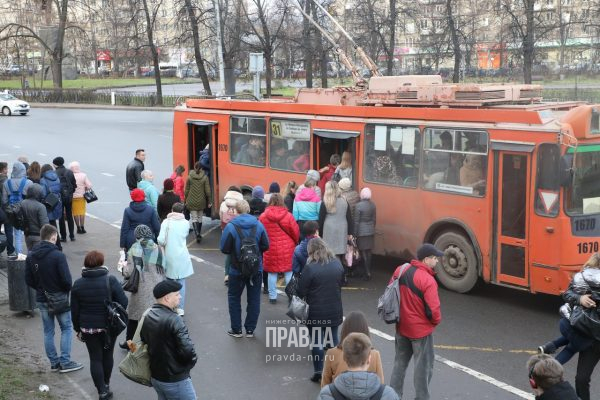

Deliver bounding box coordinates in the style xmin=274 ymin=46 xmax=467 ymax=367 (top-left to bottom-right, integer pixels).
xmin=29 ymin=103 xmax=174 ymax=112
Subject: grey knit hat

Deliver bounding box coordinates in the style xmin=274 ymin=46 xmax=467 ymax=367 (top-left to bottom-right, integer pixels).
xmin=134 ymin=224 xmax=154 ymax=240
xmin=307 ymin=169 xmax=320 ymax=182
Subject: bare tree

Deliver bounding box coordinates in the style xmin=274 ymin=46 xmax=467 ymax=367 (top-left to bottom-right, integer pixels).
xmin=138 ymin=0 xmax=163 ymax=104
xmin=242 ymin=0 xmax=288 ymax=96
xmin=181 ymin=0 xmax=212 ymax=94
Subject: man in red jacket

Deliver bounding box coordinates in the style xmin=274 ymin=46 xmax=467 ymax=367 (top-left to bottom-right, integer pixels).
xmin=388 ymin=243 xmax=442 ymax=400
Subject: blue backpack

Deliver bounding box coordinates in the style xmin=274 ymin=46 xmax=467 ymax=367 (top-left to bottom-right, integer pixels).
xmin=5 ymin=178 xmax=27 ymax=230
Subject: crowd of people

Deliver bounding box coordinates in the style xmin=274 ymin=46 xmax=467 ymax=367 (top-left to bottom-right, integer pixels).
xmin=3 ymin=147 xmax=599 ymax=400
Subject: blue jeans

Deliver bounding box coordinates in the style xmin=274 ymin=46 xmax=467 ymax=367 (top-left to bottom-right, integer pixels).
xmin=554 ymin=317 xmax=594 ymax=364
xmin=37 ymin=302 xmax=73 ymax=366
xmin=168 ymin=278 xmax=186 ymax=310
xmin=309 ymin=325 xmax=339 ymax=374
xmin=13 ymin=228 xmax=23 ymax=254
xmin=227 ymin=272 xmax=261 ymax=333
xmin=268 ymin=271 xmax=292 ymax=300
xmin=151 ymin=377 xmax=197 ymax=400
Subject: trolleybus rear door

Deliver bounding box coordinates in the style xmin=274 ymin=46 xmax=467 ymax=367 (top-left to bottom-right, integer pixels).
xmin=494 ymin=152 xmax=531 ymax=288
xmin=187 ymin=120 xmax=219 ymax=218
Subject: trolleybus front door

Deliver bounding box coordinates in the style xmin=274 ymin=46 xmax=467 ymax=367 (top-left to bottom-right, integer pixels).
xmin=494 ymin=152 xmax=530 ymax=288
xmin=187 ymin=121 xmax=219 ymax=218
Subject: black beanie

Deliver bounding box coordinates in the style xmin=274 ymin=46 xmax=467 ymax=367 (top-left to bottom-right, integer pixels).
xmin=153 ymin=280 xmax=182 ymax=299
xmin=52 ymin=157 xmax=65 ymax=166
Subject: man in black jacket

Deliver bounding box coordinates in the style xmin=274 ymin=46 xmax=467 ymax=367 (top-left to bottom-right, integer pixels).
xmin=527 ymin=354 xmax=578 ymax=400
xmin=141 ymin=280 xmax=197 ymax=399
xmin=25 ymin=224 xmax=83 ymax=373
xmin=125 ymin=149 xmax=146 ymax=191
xmin=21 ymin=184 xmax=49 ymax=251
xmin=53 ymin=157 xmax=76 ymax=242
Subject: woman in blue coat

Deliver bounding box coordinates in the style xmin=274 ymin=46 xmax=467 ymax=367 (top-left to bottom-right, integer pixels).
xmin=157 ymin=202 xmax=194 ymax=316
xmin=40 ymin=164 xmax=63 ymax=236
xmin=119 ymin=189 xmax=160 ymax=252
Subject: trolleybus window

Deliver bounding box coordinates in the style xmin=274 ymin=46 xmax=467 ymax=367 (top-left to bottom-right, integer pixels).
xmin=422 ymin=128 xmax=488 ymax=196
xmin=230 ymin=116 xmax=266 ymax=167
xmin=269 ymin=119 xmax=310 ymax=172
xmin=566 ymin=145 xmax=600 ymax=215
xmin=363 ymin=124 xmax=420 ymax=187
xmin=535 ymin=143 xmax=560 ymax=217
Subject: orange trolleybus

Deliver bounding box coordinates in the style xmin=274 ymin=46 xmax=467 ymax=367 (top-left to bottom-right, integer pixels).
xmin=172 ymin=75 xmax=600 ymax=296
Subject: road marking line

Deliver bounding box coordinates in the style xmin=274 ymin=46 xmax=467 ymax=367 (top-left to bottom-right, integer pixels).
xmin=0 ymin=153 xmax=11 ymax=156
xmin=435 ymin=355 xmax=534 ymax=400
xmin=509 ymin=349 xmax=537 ymax=355
xmin=12 ymin=145 xmax=21 ymax=149
xmin=89 ymin=212 xmax=534 ymax=399
xmin=158 ymin=134 xmax=171 ymax=139
xmin=101 ymin=172 xmax=115 ymax=177
xmin=38 ymin=152 xmax=47 ymax=156
xmin=64 ymin=375 xmax=94 ymax=400
xmin=435 ymin=345 xmax=502 ymax=353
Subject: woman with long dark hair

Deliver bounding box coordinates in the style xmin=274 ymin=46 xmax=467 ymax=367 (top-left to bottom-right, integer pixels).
xmin=71 ymin=251 xmax=128 ymax=400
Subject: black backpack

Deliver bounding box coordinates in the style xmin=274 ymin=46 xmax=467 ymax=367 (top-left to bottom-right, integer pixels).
xmin=329 ymin=383 xmax=386 ymax=400
xmin=233 ymin=224 xmax=261 ymax=279
xmin=57 ymin=169 xmax=74 ymax=202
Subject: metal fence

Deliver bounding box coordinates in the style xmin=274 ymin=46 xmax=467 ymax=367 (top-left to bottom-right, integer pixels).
xmin=3 ymin=88 xmax=178 ymax=107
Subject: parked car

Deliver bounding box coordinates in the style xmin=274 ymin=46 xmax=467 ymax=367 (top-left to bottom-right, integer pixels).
xmin=0 ymin=92 xmax=30 ymax=116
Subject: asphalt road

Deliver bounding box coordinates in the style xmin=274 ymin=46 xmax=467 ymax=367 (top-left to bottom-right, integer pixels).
xmin=1 ymin=108 xmax=598 ymax=399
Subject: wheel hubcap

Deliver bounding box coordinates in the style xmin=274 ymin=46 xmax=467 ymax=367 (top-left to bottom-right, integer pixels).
xmin=442 ymin=245 xmax=468 ymax=279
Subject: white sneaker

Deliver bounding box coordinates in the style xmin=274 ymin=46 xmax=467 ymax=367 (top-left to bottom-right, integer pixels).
xmin=176 ymin=308 xmax=185 ymax=316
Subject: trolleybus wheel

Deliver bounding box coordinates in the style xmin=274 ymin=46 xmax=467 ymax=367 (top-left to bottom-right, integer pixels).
xmin=434 ymin=231 xmax=478 ymax=293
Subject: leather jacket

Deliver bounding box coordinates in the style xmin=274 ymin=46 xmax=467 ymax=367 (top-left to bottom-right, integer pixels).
xmin=140 ymin=304 xmax=197 ymax=382
xmin=126 ymin=158 xmax=144 ymax=191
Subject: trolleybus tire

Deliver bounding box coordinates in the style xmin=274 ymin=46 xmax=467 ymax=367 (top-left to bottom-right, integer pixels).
xmin=434 ymin=231 xmax=479 ymax=293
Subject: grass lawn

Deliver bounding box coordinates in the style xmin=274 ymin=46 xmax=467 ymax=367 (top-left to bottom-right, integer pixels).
xmin=0 ymin=356 xmax=54 ymax=400
xmin=0 ymin=77 xmax=202 ymax=90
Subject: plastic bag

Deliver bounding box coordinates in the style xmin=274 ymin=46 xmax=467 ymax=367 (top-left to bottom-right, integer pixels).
xmin=117 ymin=250 xmax=127 ymax=273
xmin=344 ymin=237 xmax=360 ymax=267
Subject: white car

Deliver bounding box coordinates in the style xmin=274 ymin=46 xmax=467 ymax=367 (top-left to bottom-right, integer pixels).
xmin=0 ymin=93 xmax=30 ymax=116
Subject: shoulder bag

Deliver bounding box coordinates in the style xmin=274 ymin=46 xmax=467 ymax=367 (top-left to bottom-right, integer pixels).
xmin=118 ymin=309 xmax=152 ymax=386
xmin=286 ymin=295 xmax=309 ymax=322
xmin=105 ymin=275 xmax=128 ymax=337
xmin=34 ymin=263 xmax=70 ymax=315
xmin=42 ymin=182 xmax=60 ymax=210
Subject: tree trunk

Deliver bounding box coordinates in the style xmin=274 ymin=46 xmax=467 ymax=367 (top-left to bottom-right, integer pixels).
xmin=310 ymin=1 xmax=327 ymax=88
xmin=184 ymin=0 xmax=212 ymax=95
xmin=447 ymin=0 xmax=460 ymax=83
xmin=141 ymin=0 xmax=162 ymax=105
xmin=386 ymin=0 xmax=397 ymax=75
xmin=51 ymin=0 xmax=69 ymax=89
xmin=302 ymin=0 xmax=313 ymax=88
xmin=522 ymin=0 xmax=535 ymax=84
xmin=265 ymin=51 xmax=272 ymax=97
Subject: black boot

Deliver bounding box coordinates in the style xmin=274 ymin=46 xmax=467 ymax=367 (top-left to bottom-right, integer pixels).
xmin=193 ymin=222 xmax=202 ymax=243
xmin=363 ymin=250 xmax=372 ymax=281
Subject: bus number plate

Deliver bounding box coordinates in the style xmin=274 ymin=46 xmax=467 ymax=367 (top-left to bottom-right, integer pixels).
xmin=574 ymin=218 xmax=596 ymax=232
xmin=218 ymin=144 xmax=228 ymax=152
xmin=577 ymin=242 xmax=599 ymax=254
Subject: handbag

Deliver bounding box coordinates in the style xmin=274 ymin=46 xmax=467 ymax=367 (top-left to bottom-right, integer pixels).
xmin=119 ymin=310 xmax=152 ymax=386
xmin=83 ymin=189 xmax=98 ymax=203
xmin=45 ymin=290 xmax=70 ymax=315
xmin=105 ymin=276 xmax=128 ymax=337
xmin=570 ymin=305 xmax=600 ymax=341
xmin=344 ymin=237 xmax=360 ymax=267
xmin=44 ymin=192 xmax=60 ymax=210
xmin=285 ymin=273 xmax=301 ymax=300
xmin=122 ymin=257 xmax=142 ymax=293
xmin=286 ymin=295 xmax=309 ymax=322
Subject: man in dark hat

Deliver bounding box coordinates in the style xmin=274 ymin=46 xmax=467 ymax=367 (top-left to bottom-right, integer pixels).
xmin=140 ymin=281 xmax=197 ymax=399
xmin=388 ymin=243 xmax=443 ymax=400
xmin=52 ymin=157 xmax=76 ymax=242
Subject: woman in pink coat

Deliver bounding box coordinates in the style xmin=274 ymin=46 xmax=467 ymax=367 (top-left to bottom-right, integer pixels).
xmin=259 ymin=193 xmax=300 ymax=304
xmin=69 ymin=161 xmax=92 ymax=234
xmin=170 ymin=165 xmax=185 ymax=201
